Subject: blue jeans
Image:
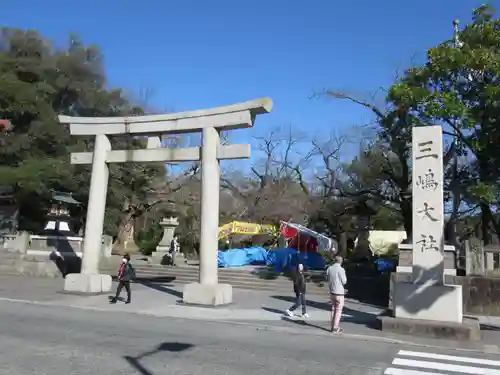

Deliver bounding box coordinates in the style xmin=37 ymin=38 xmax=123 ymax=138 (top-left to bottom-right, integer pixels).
xmin=289 ymin=292 xmax=306 ymax=315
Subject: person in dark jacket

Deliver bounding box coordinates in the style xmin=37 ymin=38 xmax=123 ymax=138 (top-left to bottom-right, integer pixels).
xmin=110 ymin=253 xmax=135 ymax=304
xmin=285 ymin=263 xmax=308 ymax=318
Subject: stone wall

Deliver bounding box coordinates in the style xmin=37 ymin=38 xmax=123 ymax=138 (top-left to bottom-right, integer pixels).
xmin=0 ymin=250 xmax=63 ymax=278
xmin=0 ymin=248 xmax=118 ymax=279
xmin=29 ymin=235 xmax=83 ymax=254
xmin=0 ymin=232 xmax=113 ymax=278
xmin=391 ymin=273 xmax=500 ymax=316
xmin=398 ymin=245 xmax=456 ymax=270
xmin=457 ymin=276 xmax=500 ymax=316
xmin=0 ymin=234 xmax=16 ymax=248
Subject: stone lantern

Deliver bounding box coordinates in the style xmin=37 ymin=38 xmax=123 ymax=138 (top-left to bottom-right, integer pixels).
xmin=152 ymin=200 xmax=185 ymax=265
xmin=43 ymin=191 xmax=80 ymax=236
xmin=152 ymin=216 xmax=180 ymax=265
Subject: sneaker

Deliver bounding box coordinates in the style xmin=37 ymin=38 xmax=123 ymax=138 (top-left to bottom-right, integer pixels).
xmin=332 ymin=327 xmax=343 ymax=333
xmin=285 ymin=309 xmax=294 ymax=317
xmin=302 ymin=313 xmax=309 ymax=319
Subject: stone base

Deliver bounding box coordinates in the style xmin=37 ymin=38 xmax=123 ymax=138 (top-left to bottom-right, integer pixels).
xmin=379 ymin=315 xmax=481 ymax=341
xmin=182 ymin=283 xmax=232 ymax=306
xmin=172 ymin=253 xmax=186 ymax=266
xmin=151 ymin=251 xmax=171 ymax=265
xmin=393 ymin=282 xmax=463 ymax=323
xmin=63 ymin=273 xmax=112 ymax=294
xmin=396 ymin=266 xmax=457 ymax=276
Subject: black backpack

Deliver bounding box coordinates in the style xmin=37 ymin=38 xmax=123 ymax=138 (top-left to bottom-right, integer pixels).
xmin=129 ymin=264 xmax=136 ymax=280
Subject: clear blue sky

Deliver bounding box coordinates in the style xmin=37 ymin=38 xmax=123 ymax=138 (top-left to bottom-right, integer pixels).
xmin=1 ymin=0 xmax=479 ymax=163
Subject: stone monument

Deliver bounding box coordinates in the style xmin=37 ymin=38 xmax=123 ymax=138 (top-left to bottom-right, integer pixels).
xmin=152 ymin=217 xmax=179 ymax=265
xmin=465 ymin=238 xmax=485 ymax=276
xmin=58 ymin=98 xmax=272 ymax=303
xmin=392 ymin=126 xmax=463 ymax=323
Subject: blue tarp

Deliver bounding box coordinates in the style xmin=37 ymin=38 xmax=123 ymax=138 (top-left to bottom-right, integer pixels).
xmin=265 ymin=248 xmax=296 ymax=272
xmin=297 ymin=251 xmax=326 ymax=271
xmin=217 ymin=247 xmax=326 ymax=270
xmin=217 ymin=247 xmax=268 ymax=268
xmin=374 ymin=258 xmax=395 ymax=273
xmin=266 ymin=248 xmax=326 ymax=271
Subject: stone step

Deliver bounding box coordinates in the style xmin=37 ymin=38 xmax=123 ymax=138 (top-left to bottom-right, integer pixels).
xmin=0 ymin=257 xmax=20 ymax=266
xmin=128 ymin=264 xmax=325 ymax=279
xmin=129 ymin=266 xmax=328 ymax=295
xmin=102 ymin=257 xmax=326 ymax=278
xmin=0 ymin=247 xmax=25 ymax=253
xmin=133 ymin=264 xmax=274 ymax=273
xmin=124 ymin=270 xmax=270 ymax=284
xmin=0 ymin=250 xmax=23 ymax=257
xmin=142 ymin=263 xmax=324 ymax=273
xmin=134 ymin=276 xmax=327 ymax=295
xmin=134 ymin=270 xmax=292 ymax=286
xmin=131 ymin=267 xmax=291 ymax=280
xmin=0 ymin=264 xmax=21 ymax=274
xmin=0 ymin=252 xmax=22 ymax=266
xmin=111 ymin=264 xmax=327 ymax=284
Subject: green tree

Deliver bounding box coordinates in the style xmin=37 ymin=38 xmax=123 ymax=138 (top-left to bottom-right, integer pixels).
xmin=323 ymin=92 xmax=413 ymax=237
xmin=0 ymin=28 xmax=164 ymax=236
xmin=388 ymin=5 xmax=500 ymax=242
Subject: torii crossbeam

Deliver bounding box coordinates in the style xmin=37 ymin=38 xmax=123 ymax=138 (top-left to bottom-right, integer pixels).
xmin=58 ymin=98 xmax=272 ymax=305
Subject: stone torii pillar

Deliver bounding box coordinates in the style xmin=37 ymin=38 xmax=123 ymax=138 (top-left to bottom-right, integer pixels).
xmin=58 ymin=98 xmax=272 ymax=305
xmin=199 ymin=127 xmax=220 ymax=285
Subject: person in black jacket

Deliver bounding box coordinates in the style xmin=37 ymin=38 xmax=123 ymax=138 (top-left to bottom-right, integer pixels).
xmin=110 ymin=253 xmax=135 ymax=304
xmin=285 ymin=263 xmax=308 ymax=318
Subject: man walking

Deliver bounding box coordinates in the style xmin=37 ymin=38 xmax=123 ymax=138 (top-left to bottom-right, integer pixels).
xmin=110 ymin=253 xmax=135 ymax=304
xmin=326 ymin=255 xmax=347 ymax=333
xmin=286 ymin=263 xmax=309 ymax=318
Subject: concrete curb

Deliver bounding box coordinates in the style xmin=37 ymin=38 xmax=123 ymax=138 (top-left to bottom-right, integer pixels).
xmin=0 ymin=296 xmax=497 ymax=354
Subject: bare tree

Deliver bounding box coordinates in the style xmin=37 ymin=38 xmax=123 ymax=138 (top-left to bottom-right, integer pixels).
xmin=221 ymin=125 xmax=312 ymax=224
xmin=309 ymin=132 xmax=346 ymax=198
xmin=113 ymin=162 xmax=200 ymax=250
xmin=317 ymin=89 xmax=466 ymax=237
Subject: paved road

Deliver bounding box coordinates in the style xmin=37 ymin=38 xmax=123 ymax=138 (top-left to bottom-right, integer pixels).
xmin=0 ymin=300 xmax=499 ymax=375
xmin=0 ymin=275 xmax=499 ymax=350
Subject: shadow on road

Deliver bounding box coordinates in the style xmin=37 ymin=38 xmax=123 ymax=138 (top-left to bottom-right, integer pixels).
xmin=263 ymin=297 xmax=380 ymax=331
xmin=282 ymin=316 xmax=332 ymax=332
xmin=480 ymin=324 xmax=500 ymax=331
xmin=48 ymin=236 xmax=81 ymax=277
xmin=124 ymin=342 xmax=194 ymax=375
xmin=271 ymin=295 xmax=330 ymax=311
xmin=261 ymin=306 xmax=284 ymax=315
xmin=260 ymin=306 xmax=332 ymax=332
xmin=137 ymin=281 xmax=183 ymax=299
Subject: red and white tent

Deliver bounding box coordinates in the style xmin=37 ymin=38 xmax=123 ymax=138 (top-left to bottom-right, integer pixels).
xmin=279 ymin=221 xmax=334 ymax=252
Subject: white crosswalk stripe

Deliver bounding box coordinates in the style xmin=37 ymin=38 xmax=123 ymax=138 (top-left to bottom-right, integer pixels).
xmin=384 ymin=350 xmax=500 ymax=375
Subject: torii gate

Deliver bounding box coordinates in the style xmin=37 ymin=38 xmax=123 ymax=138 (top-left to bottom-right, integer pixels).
xmin=59 ymin=98 xmax=272 ymax=305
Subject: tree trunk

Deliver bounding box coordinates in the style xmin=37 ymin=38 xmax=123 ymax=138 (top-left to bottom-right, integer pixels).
xmin=480 ymin=203 xmax=491 ymax=245
xmin=339 ymin=231 xmax=348 ymax=258
xmin=480 ymin=203 xmax=500 ymax=244
xmin=113 ymin=211 xmax=138 ymax=254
